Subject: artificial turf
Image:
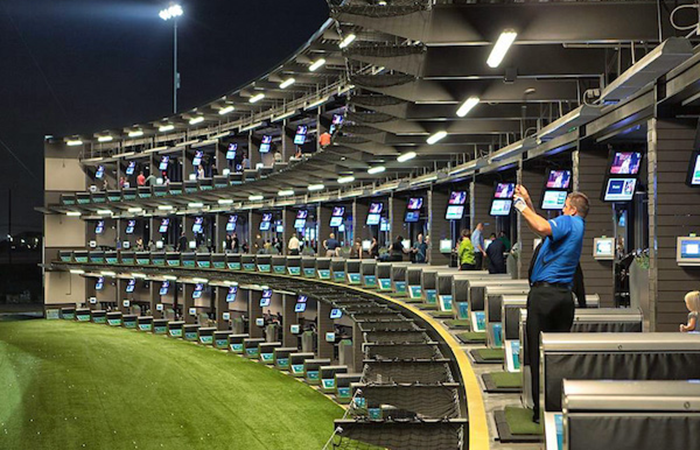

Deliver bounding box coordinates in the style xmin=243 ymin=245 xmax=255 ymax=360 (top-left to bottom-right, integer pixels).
xmin=489 ymin=371 xmax=522 ymax=388
xmin=0 ymin=319 xmax=343 ymax=450
xmin=504 ymin=406 xmax=543 ymax=435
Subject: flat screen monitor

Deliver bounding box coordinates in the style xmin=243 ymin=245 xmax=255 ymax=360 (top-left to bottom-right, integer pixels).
xmin=332 ymin=206 xmax=345 ymax=217
xmin=126 ymin=161 xmax=136 ymax=176
xmin=330 ymin=308 xmax=343 ymax=319
xmin=329 ymin=216 xmax=343 ymax=227
xmin=222 ymin=312 xmax=231 ymax=321
xmin=380 ymin=217 xmax=390 ymax=232
xmin=156 ymin=303 xmax=164 ymax=311
xmin=402 ymin=239 xmax=411 ymax=250
xmin=610 ymin=151 xmax=642 ymax=175
xmin=188 ymin=240 xmax=197 ymax=250
xmin=125 ymin=279 xmax=136 ymax=293
xmin=325 ymin=332 xmax=336 ymax=343
xmin=159 ymin=156 xmax=170 ymax=171
xmin=122 ymin=241 xmax=131 ymax=249
xmin=294 ymin=125 xmax=307 ymax=145
xmin=259 ymin=213 xmax=272 ymax=231
xmin=95 ymin=277 xmax=104 ymax=290
xmin=125 ymin=220 xmax=136 ymax=234
xmin=294 ymin=219 xmax=306 ymax=229
xmin=448 ymin=191 xmax=467 ymax=205
xmin=226 ymin=286 xmax=238 ymax=303
xmin=362 ymin=240 xmax=371 ymax=251
xmin=332 ymin=113 xmax=344 ymax=125
xmin=226 ymin=215 xmax=237 ymax=232
xmin=89 ymin=297 xmax=97 ymax=305
xmin=189 ymin=308 xmax=197 ymax=317
xmin=123 ymin=300 xmax=131 ymax=308
xmin=95 ymin=220 xmax=105 ymax=235
xmin=603 ymin=178 xmax=637 ymax=202
xmin=439 ymin=239 xmax=452 ymax=253
xmin=677 ymin=236 xmax=700 ymax=264
xmin=259 ymin=135 xmax=272 ymax=153
xmin=546 ymin=170 xmax=572 ymax=189
xmin=541 ymin=190 xmax=568 ymax=210
xmin=192 ymin=217 xmax=204 ymax=234
xmin=404 ymin=211 xmax=420 ymax=223
xmin=294 ymin=303 xmax=307 ymax=313
xmin=95 ymin=165 xmax=105 ymax=179
xmin=260 ymin=289 xmax=273 ymax=307
xmin=192 ymin=150 xmax=203 ymax=167
xmin=290 ymin=324 xmax=301 ymax=334
xmin=369 ymin=202 xmax=383 ymax=214
xmin=366 ymin=213 xmax=381 ymax=226
xmin=445 ymin=205 xmax=464 ymax=220
xmin=490 ymin=199 xmax=512 ymax=216
xmin=192 ymin=283 xmax=204 ymax=299
xmin=159 ymin=218 xmax=169 ymax=234
xmin=159 ymin=281 xmax=170 ymax=296
xmin=594 ymin=237 xmax=615 ymax=260
xmin=255 ymin=318 xmax=264 ymax=327
xmin=494 ymin=183 xmax=515 ymax=199
xmin=226 ymin=143 xmax=237 ymax=160
xmin=155 ymin=240 xmax=164 ymax=249
xmin=407 ymin=197 xmax=423 ymax=210
xmin=296 ymin=210 xmax=308 ymax=219
xmin=687 ymin=151 xmax=700 ymax=186
xmin=297 ymin=294 xmax=308 ymax=303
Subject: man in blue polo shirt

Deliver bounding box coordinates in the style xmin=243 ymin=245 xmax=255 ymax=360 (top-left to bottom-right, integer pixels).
xmin=514 ymin=185 xmax=588 ymax=423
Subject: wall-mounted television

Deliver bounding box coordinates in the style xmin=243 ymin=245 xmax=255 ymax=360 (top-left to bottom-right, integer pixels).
xmin=95 ymin=277 xmax=104 ymax=291
xmin=192 ymin=150 xmax=203 ymax=167
xmin=494 ymin=183 xmax=515 ymax=199
xmin=192 ymin=283 xmax=204 ymax=299
xmin=687 ymin=150 xmax=700 ymax=187
xmin=192 ymin=217 xmax=204 ymax=234
xmin=490 ymin=199 xmax=512 ymax=216
xmin=603 ymin=178 xmax=637 ymax=202
xmin=159 ymin=281 xmax=170 ymax=296
xmin=545 ymin=170 xmax=572 ymax=189
xmin=126 ymin=161 xmax=136 ymax=176
xmin=677 ymin=236 xmax=700 ymax=265
xmin=610 ymin=151 xmax=642 ymax=175
xmin=259 ymin=135 xmax=272 ymax=153
xmin=330 ymin=206 xmax=345 ymax=227
xmin=541 ymin=190 xmax=568 ymax=210
xmin=226 ymin=215 xmax=237 ymax=232
xmin=593 ymin=237 xmax=615 ymax=260
xmin=95 ymin=220 xmax=105 ymax=235
xmin=125 ymin=279 xmax=136 ymax=293
xmin=226 ymin=286 xmax=238 ymax=303
xmin=330 ymin=308 xmax=343 ymax=319
xmin=295 ymin=294 xmax=308 ymax=312
xmin=159 ymin=156 xmax=170 ymax=171
xmin=294 ymin=125 xmax=308 ymax=145
xmin=369 ymin=202 xmax=383 ymax=214
xmin=296 ymin=210 xmax=308 ymax=219
xmin=439 ymin=239 xmax=453 ymax=253
xmin=407 ymin=197 xmax=423 ymax=210
xmin=366 ymin=213 xmax=381 ymax=226
xmin=159 ymin=218 xmax=170 ymax=234
xmin=95 ymin=165 xmax=105 ymax=179
xmin=259 ymin=213 xmax=273 ymax=231
xmin=226 ymin=143 xmax=237 ymax=160
xmin=260 ymin=289 xmax=273 ymax=307
xmin=380 ymin=217 xmax=390 ymax=232
xmin=404 ymin=211 xmax=420 ymax=223
xmin=125 ymin=220 xmax=136 ymax=235
xmin=448 ymin=191 xmax=467 ymax=205
xmin=332 ymin=114 xmax=344 ymax=125
xmin=445 ymin=205 xmax=465 ymax=220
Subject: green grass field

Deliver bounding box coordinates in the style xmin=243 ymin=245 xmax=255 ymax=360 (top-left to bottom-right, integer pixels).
xmin=0 ymin=319 xmax=343 ymax=450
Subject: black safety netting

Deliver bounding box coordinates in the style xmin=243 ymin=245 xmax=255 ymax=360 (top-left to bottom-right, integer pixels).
xmin=364 ymin=343 xmax=442 ymax=360
xmin=328 ymin=420 xmax=465 ymax=450
xmin=351 ymin=73 xmax=416 ymax=88
xmin=332 ymin=1 xmax=430 ymax=18
xmin=346 ymin=306 xmax=393 ymax=314
xmin=346 ymin=111 xmax=396 ymax=124
xmin=352 ymin=383 xmax=461 ymax=419
xmin=334 ymin=134 xmax=372 ymax=145
xmin=352 ymin=313 xmax=405 ymax=321
xmin=359 ymin=321 xmax=418 ymax=332
xmin=351 ymin=95 xmax=407 ymax=107
xmin=341 ymin=124 xmax=385 ymax=135
xmin=363 ymin=361 xmax=455 ymax=384
xmin=365 ymin=330 xmax=429 ymax=344
xmin=344 ymin=43 xmax=426 ymax=58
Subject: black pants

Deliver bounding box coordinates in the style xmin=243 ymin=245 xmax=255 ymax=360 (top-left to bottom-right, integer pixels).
xmin=289 ymin=249 xmax=299 ymax=256
xmin=460 ymin=263 xmax=475 ymax=271
xmin=525 ymin=285 xmax=575 ymax=421
xmin=474 ymin=252 xmax=483 ymax=270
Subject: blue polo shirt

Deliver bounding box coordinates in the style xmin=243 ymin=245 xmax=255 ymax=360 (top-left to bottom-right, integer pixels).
xmin=530 ymin=215 xmax=585 ymax=285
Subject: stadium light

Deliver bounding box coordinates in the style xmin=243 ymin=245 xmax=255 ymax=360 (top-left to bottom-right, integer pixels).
xmin=427 ymin=131 xmax=447 ymax=145
xmin=159 ymin=124 xmax=174 ymax=132
xmin=367 ymin=166 xmax=386 ymax=175
xmin=189 ymin=116 xmax=204 ymax=125
xmin=128 ymin=130 xmax=144 ymax=138
xmin=279 ymin=78 xmax=296 ymax=89
xmin=248 ymin=194 xmax=264 ymax=201
xmin=397 ymin=152 xmax=416 ymax=163
xmin=98 ymin=135 xmax=113 ymax=143
xmin=159 ymin=3 xmax=183 ymax=113
xmin=278 ymin=190 xmax=294 ymax=197
xmin=337 ymin=175 xmax=355 ymax=184
xmin=308 ymin=184 xmax=325 ymax=191
xmin=309 ymin=59 xmax=326 ymax=71
xmin=339 ymin=33 xmax=357 ymax=49
xmin=249 ymin=93 xmax=265 ymax=104
xmin=487 ymin=30 xmax=517 ymax=68
xmin=456 ymin=96 xmax=480 ymax=117
xmin=219 ymin=105 xmax=234 ymax=115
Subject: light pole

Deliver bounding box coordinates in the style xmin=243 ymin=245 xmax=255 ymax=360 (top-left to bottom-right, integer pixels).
xmin=159 ymin=3 xmax=183 ymax=114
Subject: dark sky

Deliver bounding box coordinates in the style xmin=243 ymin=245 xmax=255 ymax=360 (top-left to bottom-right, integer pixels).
xmin=0 ymin=0 xmax=329 ymax=236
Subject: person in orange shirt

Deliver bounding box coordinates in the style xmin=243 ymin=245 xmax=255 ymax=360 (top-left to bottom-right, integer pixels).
xmin=319 ymin=131 xmax=332 ymax=148
xmin=136 ymin=171 xmax=146 ymax=186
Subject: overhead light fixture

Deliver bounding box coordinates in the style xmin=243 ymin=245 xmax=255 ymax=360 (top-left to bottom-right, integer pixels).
xmin=159 ymin=3 xmax=183 ymax=21
xmin=309 ymin=59 xmax=326 ymax=72
xmin=101 ymin=271 xmax=116 ymax=277
xmin=161 ymin=276 xmax=177 ymax=282
xmin=159 ymin=124 xmax=175 ymax=132
xmin=249 ymin=93 xmax=265 ymax=104
xmin=192 ymin=277 xmax=208 ymax=284
xmin=278 ymin=189 xmax=294 ymax=197
xmin=158 ymin=205 xmax=173 ymax=211
xmin=487 ymin=29 xmax=517 ymax=68
xmin=427 ymin=131 xmax=447 ymax=145
xmin=308 ymin=184 xmax=325 ymax=191
xmin=339 ymin=33 xmax=357 ymax=49
xmin=337 ymin=175 xmax=355 ymax=184
xmin=188 ymin=202 xmax=204 ymax=208
xmin=219 ymin=105 xmax=235 ymax=115
xmin=132 ymin=273 xmax=147 ymax=279
xmin=279 ymin=78 xmax=296 ymax=89
xmin=69 ymin=269 xmax=85 ymax=275
xmin=367 ymin=166 xmax=386 ymax=175
xmin=240 ymin=122 xmax=263 ymax=132
xmin=189 ymin=116 xmax=204 ymax=125
xmin=98 ymin=136 xmax=113 ymax=143
xmin=97 ymin=210 xmax=113 ymax=215
xmin=397 ymin=152 xmax=417 ymax=163
xmin=224 ymin=281 xmax=238 ymax=286
xmin=305 ymin=97 xmax=329 ymax=110
xmin=218 ymin=199 xmax=234 ymax=205
xmin=66 ymin=139 xmax=83 ymax=147
xmin=66 ymin=211 xmax=82 ymax=217
xmin=248 ymin=194 xmax=264 ymax=201
xmin=128 ymin=130 xmax=144 ymax=138
xmin=128 ymin=207 xmax=143 ymax=213
xmin=272 ymin=110 xmax=296 ymax=122
xmin=456 ymin=96 xmax=480 ymax=117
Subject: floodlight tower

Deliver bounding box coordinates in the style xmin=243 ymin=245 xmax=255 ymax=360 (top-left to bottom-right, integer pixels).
xmin=159 ymin=3 xmax=184 ymax=114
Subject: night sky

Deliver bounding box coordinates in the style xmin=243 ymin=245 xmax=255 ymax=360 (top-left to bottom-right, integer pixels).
xmin=0 ymin=0 xmax=329 ymax=237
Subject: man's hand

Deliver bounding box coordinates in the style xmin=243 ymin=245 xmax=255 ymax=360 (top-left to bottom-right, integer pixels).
xmin=515 ymin=184 xmax=535 ymax=210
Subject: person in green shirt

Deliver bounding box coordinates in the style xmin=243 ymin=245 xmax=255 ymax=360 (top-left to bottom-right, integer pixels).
xmin=458 ymin=229 xmax=476 ymax=270
xmin=498 ymin=231 xmax=512 ymax=252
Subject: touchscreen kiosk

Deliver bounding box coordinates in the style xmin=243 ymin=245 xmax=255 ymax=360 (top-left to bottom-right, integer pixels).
xmin=404 ymin=211 xmax=420 ymax=223
xmin=593 ymin=237 xmax=615 ymax=260
xmin=226 ymin=143 xmax=237 ymax=160
xmin=677 ymin=236 xmax=700 ymax=266
xmin=159 ymin=218 xmax=170 ymax=233
xmin=125 ymin=279 xmax=136 ymax=293
xmin=330 ymin=206 xmax=345 ymax=227
xmin=95 ymin=277 xmax=104 ymax=290
xmin=294 ymin=210 xmax=308 ymax=229
xmin=330 ymin=308 xmax=343 ymax=319
xmin=95 ymin=221 xmax=105 ymax=234
xmin=610 ymin=151 xmax=642 ymax=175
xmin=369 ymin=202 xmax=383 ymax=214
xmin=125 ymin=220 xmax=136 ymax=234
xmin=325 ymin=332 xmax=336 ymax=343
xmin=95 ymin=165 xmax=105 ymax=179
xmin=545 ymin=170 xmax=571 ymax=189
xmin=380 ymin=217 xmax=390 ymax=232
xmin=156 ymin=303 xmax=164 ymax=311
xmin=193 ymin=284 xmax=204 ymax=299
xmin=226 ymin=215 xmax=237 ymax=232
xmin=159 ymin=156 xmax=170 ymax=171
xmin=494 ymin=183 xmax=515 ymax=199
xmin=123 ymin=300 xmax=131 ymax=308
xmin=445 ymin=205 xmax=464 ymax=220
xmin=290 ymin=324 xmax=301 ymax=334
xmin=294 ymin=125 xmax=308 ymax=145
xmin=366 ymin=213 xmax=381 ymax=225
xmin=259 ymin=135 xmax=272 ymax=153
xmin=126 ymin=161 xmax=136 ymax=176
xmin=255 ymin=318 xmax=265 ymax=327
xmin=188 ymin=240 xmax=197 ymax=250
xmin=440 ymin=239 xmax=453 ymax=253
xmin=89 ymin=297 xmax=97 ymax=305
xmin=687 ymin=150 xmax=700 ymax=186
xmin=362 ymin=240 xmax=371 ymax=251
xmin=260 ymin=289 xmax=273 ymax=307
xmin=294 ymin=303 xmax=307 ymax=313
xmin=192 ymin=217 xmax=204 ymax=234
xmin=192 ymin=150 xmax=203 ymax=167
xmin=159 ymin=281 xmax=170 ymax=296
xmin=189 ymin=307 xmax=197 ymax=316
xmin=603 ymin=178 xmax=637 ymax=202
xmin=490 ymin=199 xmax=512 ymax=216
xmin=541 ymin=190 xmax=568 ymax=210
xmin=259 ymin=213 xmax=272 ymax=231
xmin=226 ymin=286 xmax=238 ymax=302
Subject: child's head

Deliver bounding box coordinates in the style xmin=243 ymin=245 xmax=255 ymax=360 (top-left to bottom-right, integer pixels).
xmin=685 ymin=291 xmax=700 ymax=312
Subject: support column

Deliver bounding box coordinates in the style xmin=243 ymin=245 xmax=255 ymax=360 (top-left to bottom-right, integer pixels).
xmin=183 ymin=148 xmax=194 ymax=181
xmin=518 ymin=165 xmax=548 ymax=279
xmin=352 ymin=322 xmax=364 ymax=373
xmin=215 ymin=286 xmax=228 ymax=330
xmin=282 ymin=120 xmax=294 ymax=161
xmin=282 ymin=294 xmax=297 ymax=347
xmin=117 ymin=279 xmax=128 ymax=314
xmin=86 ymin=278 xmax=97 ymax=310
xmin=353 ymin=200 xmax=370 ymax=245
xmin=318 ymin=204 xmax=332 ymax=256
xmin=182 ymin=284 xmax=195 ymax=324
xmin=282 ymin=208 xmax=296 ymax=255
xmin=249 ymin=211 xmax=263 ymax=254
xmin=248 ymin=289 xmax=263 ymax=338
xmin=248 ymin=132 xmax=261 ymax=169
xmin=214 ymin=214 xmax=227 ymax=253
xmin=317 ymin=302 xmax=334 ymax=360
xmin=149 ymin=282 xmax=159 ymax=318
xmin=428 ymin=189 xmax=450 ymax=265
xmin=471 ymin=179 xmax=493 ymax=232
xmin=389 ymin=196 xmax=407 ymax=243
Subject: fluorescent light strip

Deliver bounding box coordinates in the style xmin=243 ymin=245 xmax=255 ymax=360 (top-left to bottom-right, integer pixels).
xmin=70 ymin=269 xmax=85 ymax=275
xmin=189 ymin=117 xmax=204 ymax=125
xmin=249 ymin=93 xmax=265 ymax=104
xmin=218 ymin=199 xmax=234 ymax=205
xmin=66 ymin=211 xmax=82 ymax=217
xmin=456 ymin=96 xmax=480 ymax=117
xmin=427 ymin=131 xmax=447 ymax=145
xmin=339 ymin=33 xmax=357 ymax=49
xmin=192 ymin=278 xmax=208 ymax=284
xmin=188 ymin=202 xmax=204 ymax=208
xmin=248 ymin=195 xmax=264 ymax=201
xmin=159 ymin=124 xmax=175 ymax=132
xmin=158 ymin=205 xmax=173 ymax=211
xmin=97 ymin=210 xmax=113 ymax=215
xmin=309 ymin=59 xmax=326 ymax=71
xmin=128 ymin=207 xmax=143 ymax=213
xmin=101 ymin=271 xmax=116 ymax=277
xmin=98 ymin=136 xmax=113 ymax=143
xmin=337 ymin=175 xmax=355 ymax=184
xmin=272 ymin=110 xmax=296 ymax=122
xmin=397 ymin=152 xmax=416 ymax=163
xmin=132 ymin=273 xmax=147 ymax=279
xmin=367 ymin=166 xmax=386 ymax=175
xmin=279 ymin=78 xmax=296 ymax=89
xmin=308 ymin=184 xmax=325 ymax=191
xmin=278 ymin=190 xmax=294 ymax=197
xmin=128 ymin=130 xmax=144 ymax=138
xmin=218 ymin=105 xmax=235 ymax=115
xmin=487 ymin=30 xmax=518 ymax=69
xmin=66 ymin=140 xmax=83 ymax=147
xmin=163 ymin=275 xmax=178 ymax=281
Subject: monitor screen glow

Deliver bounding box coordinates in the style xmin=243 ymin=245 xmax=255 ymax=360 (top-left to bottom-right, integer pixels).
xmin=125 ymin=220 xmax=136 ymax=234
xmin=193 ymin=283 xmax=204 ymax=299
xmin=404 ymin=211 xmax=420 ymax=223
xmin=259 ymin=135 xmax=272 ymax=153
xmin=296 ymin=210 xmax=308 ymax=219
xmin=448 ymin=191 xmax=467 ymax=205
xmin=126 ymin=161 xmax=136 ymax=176
xmin=290 ymin=324 xmax=301 ymax=334
xmin=610 ymin=152 xmax=642 ymax=175
xmin=407 ymin=198 xmax=423 ymax=210
xmin=332 ymin=114 xmax=344 ymax=125
xmin=95 ymin=220 xmax=105 ymax=235
xmin=541 ymin=190 xmax=568 ymax=210
xmin=490 ymin=199 xmax=512 ymax=216
xmin=95 ymin=165 xmax=105 ymax=179
xmin=402 ymin=239 xmax=411 ymax=250
xmin=332 ymin=206 xmax=345 ymax=217
xmin=595 ymin=239 xmax=614 ymax=257
xmin=226 ymin=215 xmax=237 ymax=232
xmin=380 ymin=217 xmax=390 ymax=232
xmin=362 ymin=240 xmax=371 ymax=251
xmin=192 ymin=217 xmax=204 ymax=234
xmin=604 ymin=178 xmax=637 ymax=202
xmin=680 ymin=238 xmax=700 ymax=259
xmin=125 ymin=279 xmax=136 ymax=293
xmin=330 ymin=308 xmax=343 ymax=319
xmin=226 ymin=286 xmax=238 ymax=303
xmin=688 ymin=153 xmax=700 ymax=186
xmin=439 ymin=239 xmax=452 ymax=253
xmin=494 ymin=183 xmax=515 ymax=199
xmin=159 ymin=156 xmax=170 ymax=171
xmin=259 ymin=213 xmax=272 ymax=231
xmin=159 ymin=218 xmax=169 ymax=234
xmin=294 ymin=125 xmax=307 ymax=145
xmin=159 ymin=281 xmax=170 ymax=296
xmin=546 ymin=170 xmax=572 ymax=189
xmin=366 ymin=213 xmax=381 ymax=226
xmin=294 ymin=219 xmax=306 ymax=229
xmin=226 ymin=143 xmax=237 ymax=160
xmin=369 ymin=202 xmax=383 ymax=214
xmin=192 ymin=150 xmax=203 ymax=167
xmin=445 ymin=205 xmax=464 ymax=220
xmin=294 ymin=303 xmax=307 ymax=313
xmin=96 ymin=277 xmax=104 ymax=290
xmin=329 ymin=216 xmax=343 ymax=227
